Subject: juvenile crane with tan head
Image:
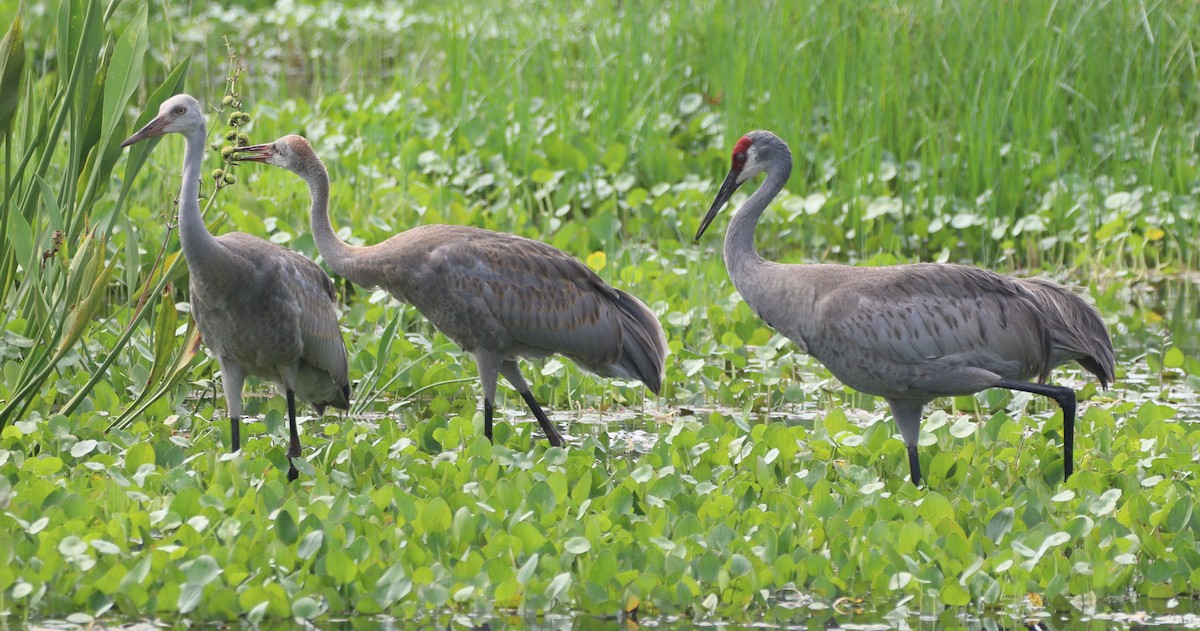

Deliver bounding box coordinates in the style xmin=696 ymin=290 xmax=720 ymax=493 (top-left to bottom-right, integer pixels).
xmin=696 ymin=130 xmax=1115 ymax=485
xmin=234 ymin=135 xmax=667 ymax=446
xmin=122 ymin=96 xmax=350 ymax=482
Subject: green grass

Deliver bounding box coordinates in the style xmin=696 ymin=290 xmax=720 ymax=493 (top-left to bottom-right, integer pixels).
xmin=0 ymin=0 xmax=1199 ymax=626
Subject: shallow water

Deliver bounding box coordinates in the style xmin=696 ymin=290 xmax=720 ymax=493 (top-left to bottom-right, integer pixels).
xmin=26 ymin=597 xmax=1200 ymax=630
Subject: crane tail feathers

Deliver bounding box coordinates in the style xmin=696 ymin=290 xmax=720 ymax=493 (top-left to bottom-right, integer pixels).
xmin=1023 ymin=278 xmax=1116 ymax=388
xmin=589 ymin=289 xmax=668 ymax=394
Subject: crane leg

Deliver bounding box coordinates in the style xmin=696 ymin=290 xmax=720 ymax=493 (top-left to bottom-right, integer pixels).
xmin=518 ymin=391 xmax=565 ymax=447
xmin=997 ymin=379 xmax=1077 ymax=480
xmin=484 ymin=399 xmax=494 ymax=441
xmin=219 ymin=361 xmax=246 ymax=453
xmin=286 ymin=389 xmax=300 ymax=482
xmin=907 ymin=444 xmax=921 ymax=487
xmin=500 ymin=361 xmax=565 ymax=447
xmin=887 ymin=399 xmax=926 ymax=486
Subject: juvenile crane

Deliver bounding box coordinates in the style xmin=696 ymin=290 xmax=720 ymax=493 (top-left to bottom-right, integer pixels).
xmin=233 ymin=135 xmax=666 ymax=445
xmin=695 ymin=130 xmax=1114 ymax=485
xmin=123 ymin=96 xmax=350 ymax=481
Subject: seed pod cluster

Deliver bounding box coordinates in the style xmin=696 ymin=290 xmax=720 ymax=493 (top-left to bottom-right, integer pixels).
xmin=214 ymin=89 xmax=251 ymax=191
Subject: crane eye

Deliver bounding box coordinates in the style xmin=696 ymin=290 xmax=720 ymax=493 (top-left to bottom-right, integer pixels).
xmin=733 ymin=151 xmax=747 ymax=163
xmin=174 ymin=106 xmax=186 ymax=116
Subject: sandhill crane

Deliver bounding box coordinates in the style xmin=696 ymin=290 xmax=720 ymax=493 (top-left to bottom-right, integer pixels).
xmin=122 ymin=96 xmax=350 ymax=482
xmin=695 ymin=130 xmax=1115 ymax=485
xmin=232 ymin=135 xmax=666 ymax=446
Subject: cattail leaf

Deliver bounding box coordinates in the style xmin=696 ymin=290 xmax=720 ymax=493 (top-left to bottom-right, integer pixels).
xmin=0 ymin=13 xmax=25 ymax=137
xmin=146 ymin=286 xmax=180 ymax=387
xmin=101 ymin=3 xmax=147 ymax=143
xmin=57 ymin=246 xmax=118 ymax=354
xmin=4 ymin=201 xmax=33 ymax=270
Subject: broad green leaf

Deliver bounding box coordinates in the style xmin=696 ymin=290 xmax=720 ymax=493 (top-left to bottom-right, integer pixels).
xmin=275 ymin=509 xmax=298 ymax=545
xmin=1090 ymin=489 xmax=1122 ymax=516
xmin=986 ymin=507 xmax=1014 ymax=544
xmin=177 ymin=583 xmax=203 ymax=613
xmin=1165 ymin=495 xmax=1192 ymax=532
xmin=57 ymin=246 xmax=119 ymax=354
xmin=326 ymin=549 xmax=357 ymax=584
xmin=564 ymin=537 xmax=591 ymax=554
xmin=101 ymin=4 xmax=148 ymax=143
xmin=184 ymin=555 xmax=221 ymax=587
xmin=1051 ymin=490 xmax=1075 ymax=502
xmin=602 ymin=143 xmax=627 ymax=174
xmin=516 ymin=553 xmax=539 ymax=584
xmin=58 ymin=535 xmax=88 ymax=556
xmin=91 ymin=539 xmax=120 ymax=555
xmin=5 ymin=209 xmax=33 ymax=269
xmin=0 ymin=13 xmax=24 ymax=136
xmin=125 ymin=443 xmax=155 ymax=471
xmin=940 ymin=581 xmax=971 ymax=606
xmin=146 ymin=288 xmax=180 ymax=387
xmin=23 ymin=456 xmax=63 ymax=475
xmin=297 ymin=530 xmax=324 ymax=560
xmin=291 ymin=597 xmax=321 ymax=619
xmin=1164 ymin=347 xmax=1185 ymax=369
xmin=422 ymin=497 xmax=452 ymax=531
xmin=71 ymin=439 xmax=98 ymax=458
xmin=544 ymin=572 xmax=572 ymax=601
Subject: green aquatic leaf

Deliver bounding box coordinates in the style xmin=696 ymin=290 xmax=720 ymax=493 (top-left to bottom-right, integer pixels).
xmin=986 ymin=508 xmax=1014 ymax=545
xmin=545 ymin=572 xmax=572 ymax=601
xmin=564 ymin=537 xmax=591 ymax=554
xmin=516 ymin=553 xmax=539 ymax=584
xmin=184 ymin=555 xmax=221 ymax=587
xmin=297 ymin=530 xmax=324 ymax=560
xmin=291 ymin=597 xmax=321 ymax=619
xmin=275 ymin=509 xmax=298 ymax=545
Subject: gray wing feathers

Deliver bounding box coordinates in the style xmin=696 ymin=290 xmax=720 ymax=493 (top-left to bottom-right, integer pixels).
xmin=821 ymin=264 xmax=1113 ymax=387
xmin=829 ymin=265 xmax=1052 ymax=374
xmin=278 ymin=250 xmax=351 ymax=406
xmin=603 ymin=288 xmax=668 ymax=394
xmin=215 ymin=232 xmax=350 ymax=409
xmin=431 ymin=232 xmax=665 ymax=392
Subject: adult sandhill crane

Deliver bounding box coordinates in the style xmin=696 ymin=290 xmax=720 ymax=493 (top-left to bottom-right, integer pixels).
xmin=233 ymin=135 xmax=666 ymax=446
xmin=695 ymin=130 xmax=1115 ymax=486
xmin=122 ymin=96 xmax=350 ymax=482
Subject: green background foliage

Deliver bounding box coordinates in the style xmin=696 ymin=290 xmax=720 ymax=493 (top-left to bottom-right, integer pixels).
xmin=0 ymin=0 xmax=1198 ymax=626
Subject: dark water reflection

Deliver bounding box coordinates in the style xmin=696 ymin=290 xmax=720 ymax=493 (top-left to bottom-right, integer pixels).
xmin=306 ymin=595 xmax=1200 ymax=629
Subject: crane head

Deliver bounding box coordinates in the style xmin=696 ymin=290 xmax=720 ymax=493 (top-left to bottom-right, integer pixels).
xmin=695 ymin=135 xmax=756 ymax=240
xmin=695 ymin=131 xmax=791 ymax=240
xmin=232 ymin=135 xmax=318 ymax=176
xmin=122 ymin=94 xmax=205 ymax=147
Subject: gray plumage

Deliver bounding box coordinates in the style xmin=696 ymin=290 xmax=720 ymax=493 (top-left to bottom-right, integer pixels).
xmin=234 ymin=135 xmax=666 ymax=445
xmin=696 ymin=130 xmax=1115 ymax=485
xmin=122 ymin=96 xmax=350 ymax=481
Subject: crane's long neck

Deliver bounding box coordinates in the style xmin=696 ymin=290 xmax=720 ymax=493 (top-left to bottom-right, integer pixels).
xmin=304 ymin=159 xmax=367 ymax=283
xmin=724 ymin=159 xmax=791 ymax=280
xmin=176 ymin=125 xmax=224 ymax=272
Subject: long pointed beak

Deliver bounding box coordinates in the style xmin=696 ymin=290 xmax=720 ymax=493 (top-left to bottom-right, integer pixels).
xmin=695 ymin=168 xmax=743 ymax=240
xmin=231 ymin=142 xmax=273 ymax=163
xmin=121 ymin=115 xmax=170 ymax=147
